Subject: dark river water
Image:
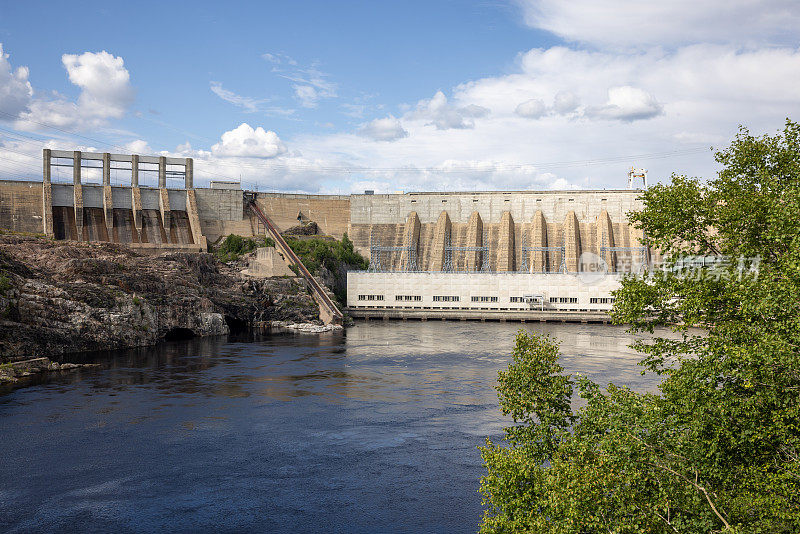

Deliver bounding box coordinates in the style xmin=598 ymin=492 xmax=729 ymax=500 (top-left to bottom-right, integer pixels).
xmin=0 ymin=322 xmax=660 ymax=533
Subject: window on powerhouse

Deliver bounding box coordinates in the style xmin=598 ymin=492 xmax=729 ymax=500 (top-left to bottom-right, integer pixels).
xmin=357 ymin=294 xmax=384 ymax=301
xmin=589 ymin=297 xmax=615 ymax=304
xmin=395 ymin=295 xmax=422 ymax=301
xmin=471 ymin=296 xmax=498 ymax=302
xmin=433 ymin=296 xmax=460 ymax=302
xmin=550 ymin=297 xmax=578 ymax=303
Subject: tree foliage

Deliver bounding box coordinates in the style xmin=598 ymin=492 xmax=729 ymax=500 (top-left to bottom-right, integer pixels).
xmin=480 ymin=120 xmax=800 ymax=533
xmin=284 ymin=233 xmax=368 ymax=275
xmin=213 ymin=234 xmax=275 ymax=262
xmin=285 ymin=233 xmax=368 ymax=304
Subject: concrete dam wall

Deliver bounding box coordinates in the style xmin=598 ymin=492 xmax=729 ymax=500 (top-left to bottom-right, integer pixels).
xmin=0 ymin=177 xmax=648 ymax=273
xmin=345 ymin=190 xmax=648 ymax=273
xmin=0 ymin=149 xmax=650 ymax=276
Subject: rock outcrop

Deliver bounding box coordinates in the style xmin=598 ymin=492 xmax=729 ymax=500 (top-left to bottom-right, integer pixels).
xmin=0 ymin=236 xmax=321 ymax=363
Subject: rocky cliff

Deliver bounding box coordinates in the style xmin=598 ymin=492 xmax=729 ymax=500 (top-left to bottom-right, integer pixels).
xmin=0 ymin=235 xmax=321 ymax=363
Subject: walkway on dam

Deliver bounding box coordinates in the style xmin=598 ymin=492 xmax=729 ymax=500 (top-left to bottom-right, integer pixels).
xmin=347 ymin=307 xmax=612 ymax=323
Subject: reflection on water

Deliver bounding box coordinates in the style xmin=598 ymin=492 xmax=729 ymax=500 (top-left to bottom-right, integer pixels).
xmin=0 ymin=322 xmax=661 ymax=533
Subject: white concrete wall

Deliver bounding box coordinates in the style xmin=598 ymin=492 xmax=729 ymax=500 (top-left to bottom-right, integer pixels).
xmin=347 ymin=271 xmax=622 ymax=311
xmin=350 ymin=190 xmax=643 ymax=225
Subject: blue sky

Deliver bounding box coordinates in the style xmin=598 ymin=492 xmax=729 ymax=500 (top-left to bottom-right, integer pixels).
xmin=1 ymin=1 xmax=799 ymax=192
xmin=1 ymin=1 xmax=544 ymax=145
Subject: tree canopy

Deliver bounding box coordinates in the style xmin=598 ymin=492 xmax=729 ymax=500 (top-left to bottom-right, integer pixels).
xmin=480 ymin=120 xmax=800 ymax=533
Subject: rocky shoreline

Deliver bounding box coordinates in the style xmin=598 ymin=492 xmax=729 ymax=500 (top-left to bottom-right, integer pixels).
xmin=262 ymin=320 xmax=345 ymax=333
xmin=0 ymin=235 xmax=337 ymax=381
xmin=0 ymin=357 xmax=100 ymax=385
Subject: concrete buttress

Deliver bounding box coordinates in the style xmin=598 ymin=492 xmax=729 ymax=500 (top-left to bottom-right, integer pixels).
xmin=400 ymin=211 xmax=420 ymax=270
xmin=185 ymin=189 xmax=207 ymax=249
xmin=72 ymin=151 xmax=83 ymax=241
xmin=41 ymin=149 xmax=53 ymax=237
xmin=564 ymin=211 xmax=581 ymax=272
xmin=597 ymin=209 xmax=616 ymax=272
xmin=102 ymin=152 xmax=114 ymax=239
xmin=430 ymin=211 xmax=451 ymax=271
xmin=497 ymin=211 xmax=515 ymax=272
xmin=465 ymin=211 xmax=483 ymax=271
xmin=531 ymin=210 xmax=548 ymax=272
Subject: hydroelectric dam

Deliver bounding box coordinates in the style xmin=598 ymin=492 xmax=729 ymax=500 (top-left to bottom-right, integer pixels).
xmin=0 ymin=149 xmax=653 ymax=322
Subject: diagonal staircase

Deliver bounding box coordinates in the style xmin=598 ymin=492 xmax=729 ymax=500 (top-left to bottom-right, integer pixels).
xmin=247 ymin=198 xmax=343 ymax=325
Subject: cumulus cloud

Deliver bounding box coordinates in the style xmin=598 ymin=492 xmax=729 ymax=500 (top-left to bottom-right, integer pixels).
xmin=410 ymin=91 xmax=489 ymax=130
xmin=515 ymin=98 xmax=547 ymax=119
xmin=5 ymin=5 xmax=798 ymax=195
xmin=587 ymin=86 xmax=663 ymax=121
xmin=357 ymin=115 xmax=409 ymax=142
xmin=63 ymin=51 xmax=134 ymax=118
xmin=553 ymin=91 xmax=579 ymax=114
xmin=15 ymin=50 xmax=134 ymax=131
xmin=517 ymin=0 xmax=800 ymax=48
xmin=0 ymin=43 xmax=32 ymax=118
xmin=211 ymin=123 xmax=287 ymax=158
xmin=288 ymin=42 xmax=800 ymax=192
xmin=124 ymin=139 xmax=154 ymax=153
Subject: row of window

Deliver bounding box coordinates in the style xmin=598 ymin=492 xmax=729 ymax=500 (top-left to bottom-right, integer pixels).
xmin=357 ymin=294 xmax=384 ymax=301
xmin=408 ymin=197 xmax=585 ymax=204
xmin=509 ymin=296 xmax=539 ymax=303
xmin=359 ymin=295 xmax=612 ymax=304
xmin=550 ymin=297 xmax=578 ymax=304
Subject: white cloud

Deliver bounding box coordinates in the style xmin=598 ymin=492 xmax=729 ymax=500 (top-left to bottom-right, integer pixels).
xmin=15 ymin=50 xmax=134 ymax=131
xmin=341 ymin=103 xmax=367 ymax=118
xmin=210 ymin=81 xmax=266 ymax=113
xmin=517 ymin=0 xmax=800 ymax=48
xmin=5 ymin=7 xmax=798 ymax=196
xmin=410 ymin=91 xmax=490 ymax=130
xmin=211 ymin=123 xmax=287 ymax=158
xmin=210 ymin=81 xmax=295 ymax=117
xmin=587 ymin=86 xmax=663 ymax=121
xmin=262 ymin=53 xmax=335 ymax=108
xmin=357 ymin=115 xmax=409 ymax=142
xmin=276 ymin=66 xmax=336 ymax=109
xmin=552 ymin=91 xmax=579 ymax=114
xmin=548 ymin=177 xmax=579 ymax=190
xmin=262 ymin=52 xmax=297 ymax=66
xmin=62 ymin=50 xmax=134 ymax=119
xmin=0 ymin=43 xmax=32 ymax=118
xmin=515 ymin=98 xmax=547 ymax=119
xmin=175 ymin=141 xmax=193 ymax=154
xmin=284 ymin=41 xmax=800 ymax=193
xmin=124 ymin=139 xmax=153 ymax=153
xmin=293 ymin=85 xmax=320 ymax=108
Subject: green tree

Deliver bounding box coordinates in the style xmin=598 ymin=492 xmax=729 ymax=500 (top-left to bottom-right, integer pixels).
xmin=213 ymin=234 xmax=275 ymax=262
xmin=480 ymin=120 xmax=800 ymax=533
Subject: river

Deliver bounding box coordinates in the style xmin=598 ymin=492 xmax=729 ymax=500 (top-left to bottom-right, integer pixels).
xmin=0 ymin=322 xmax=661 ymax=533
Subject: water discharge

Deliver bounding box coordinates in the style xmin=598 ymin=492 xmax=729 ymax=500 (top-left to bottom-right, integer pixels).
xmin=0 ymin=322 xmax=661 ymax=533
